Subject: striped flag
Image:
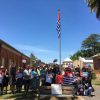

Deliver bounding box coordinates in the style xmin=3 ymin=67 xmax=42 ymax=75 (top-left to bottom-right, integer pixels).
xmin=63 ymin=76 xmax=75 ymax=85
xmin=56 ymin=9 xmax=61 ymax=38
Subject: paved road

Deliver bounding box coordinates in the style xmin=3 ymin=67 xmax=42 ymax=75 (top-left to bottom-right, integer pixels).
xmin=81 ymin=85 xmax=100 ymax=100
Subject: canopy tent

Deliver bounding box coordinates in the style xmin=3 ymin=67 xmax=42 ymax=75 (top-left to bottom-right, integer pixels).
xmin=63 ymin=58 xmax=73 ymax=63
xmin=63 ymin=58 xmax=73 ymax=68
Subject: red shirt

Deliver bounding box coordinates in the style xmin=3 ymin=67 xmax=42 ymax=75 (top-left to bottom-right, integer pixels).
xmin=65 ymin=72 xmax=73 ymax=78
xmin=55 ymin=74 xmax=63 ymax=84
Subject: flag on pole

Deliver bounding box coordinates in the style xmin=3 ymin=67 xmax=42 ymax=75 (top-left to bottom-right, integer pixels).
xmin=56 ymin=9 xmax=61 ymax=38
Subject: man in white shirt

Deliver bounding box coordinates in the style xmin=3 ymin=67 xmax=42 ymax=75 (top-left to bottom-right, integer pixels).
xmin=23 ymin=65 xmax=31 ymax=93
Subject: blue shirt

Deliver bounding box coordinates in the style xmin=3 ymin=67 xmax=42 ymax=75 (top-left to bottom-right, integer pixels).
xmin=31 ymin=71 xmax=38 ymax=78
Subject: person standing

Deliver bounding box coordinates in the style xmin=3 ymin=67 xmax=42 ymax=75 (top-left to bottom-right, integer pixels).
xmin=45 ymin=70 xmax=53 ymax=86
xmin=10 ymin=65 xmax=16 ymax=94
xmin=55 ymin=72 xmax=63 ymax=84
xmin=16 ymin=67 xmax=23 ymax=93
xmin=40 ymin=67 xmax=46 ymax=86
xmin=23 ymin=65 xmax=31 ymax=94
xmin=2 ymin=69 xmax=9 ymax=94
xmin=0 ymin=69 xmax=3 ymax=95
xmin=30 ymin=67 xmax=38 ymax=91
xmin=52 ymin=66 xmax=60 ymax=84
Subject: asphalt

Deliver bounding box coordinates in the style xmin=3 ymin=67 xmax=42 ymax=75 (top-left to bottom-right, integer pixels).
xmin=81 ymin=85 xmax=100 ymax=100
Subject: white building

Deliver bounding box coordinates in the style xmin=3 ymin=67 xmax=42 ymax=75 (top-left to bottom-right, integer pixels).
xmin=73 ymin=57 xmax=93 ymax=69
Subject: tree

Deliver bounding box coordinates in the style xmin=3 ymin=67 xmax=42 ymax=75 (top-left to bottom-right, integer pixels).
xmin=70 ymin=33 xmax=100 ymax=61
xmin=70 ymin=50 xmax=83 ymax=61
xmin=82 ymin=33 xmax=100 ymax=55
xmin=84 ymin=0 xmax=100 ymax=19
xmin=30 ymin=53 xmax=37 ymax=67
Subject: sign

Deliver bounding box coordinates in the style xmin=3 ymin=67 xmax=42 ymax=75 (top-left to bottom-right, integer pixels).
xmin=51 ymin=84 xmax=62 ymax=95
xmin=82 ymin=72 xmax=88 ymax=77
xmin=22 ymin=59 xmax=26 ymax=63
xmin=86 ymin=63 xmax=90 ymax=68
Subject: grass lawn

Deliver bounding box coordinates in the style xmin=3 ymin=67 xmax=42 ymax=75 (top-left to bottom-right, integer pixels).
xmin=92 ymin=79 xmax=100 ymax=85
xmin=0 ymin=92 xmax=40 ymax=100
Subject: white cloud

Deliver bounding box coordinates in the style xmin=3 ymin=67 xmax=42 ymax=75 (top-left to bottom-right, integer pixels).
xmin=14 ymin=44 xmax=57 ymax=54
xmin=13 ymin=44 xmax=75 ymax=63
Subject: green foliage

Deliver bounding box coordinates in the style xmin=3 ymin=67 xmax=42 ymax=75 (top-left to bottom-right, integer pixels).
xmin=92 ymin=72 xmax=97 ymax=79
xmin=82 ymin=33 xmax=100 ymax=55
xmin=30 ymin=53 xmax=37 ymax=67
xmin=70 ymin=50 xmax=83 ymax=61
xmin=70 ymin=33 xmax=100 ymax=61
xmin=84 ymin=0 xmax=100 ymax=19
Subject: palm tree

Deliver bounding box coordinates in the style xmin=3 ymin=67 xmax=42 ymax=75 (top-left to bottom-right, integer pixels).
xmin=84 ymin=0 xmax=100 ymax=19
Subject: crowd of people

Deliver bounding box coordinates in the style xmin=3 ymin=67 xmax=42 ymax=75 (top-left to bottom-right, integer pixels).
xmin=0 ymin=64 xmax=94 ymax=96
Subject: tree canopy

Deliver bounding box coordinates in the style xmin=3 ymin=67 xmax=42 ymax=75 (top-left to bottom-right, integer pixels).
xmin=70 ymin=33 xmax=100 ymax=61
xmin=82 ymin=33 xmax=100 ymax=55
xmin=30 ymin=53 xmax=37 ymax=67
xmin=70 ymin=50 xmax=83 ymax=61
xmin=84 ymin=0 xmax=100 ymax=19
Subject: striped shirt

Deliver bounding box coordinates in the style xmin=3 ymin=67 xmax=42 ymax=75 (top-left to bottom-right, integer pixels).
xmin=63 ymin=76 xmax=75 ymax=85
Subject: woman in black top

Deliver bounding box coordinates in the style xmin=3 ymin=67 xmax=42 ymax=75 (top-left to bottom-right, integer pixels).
xmin=2 ymin=69 xmax=9 ymax=94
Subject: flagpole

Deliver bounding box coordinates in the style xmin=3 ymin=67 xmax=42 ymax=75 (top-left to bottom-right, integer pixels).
xmin=59 ymin=31 xmax=61 ymax=72
xmin=58 ymin=9 xmax=61 ymax=72
xmin=56 ymin=9 xmax=61 ymax=72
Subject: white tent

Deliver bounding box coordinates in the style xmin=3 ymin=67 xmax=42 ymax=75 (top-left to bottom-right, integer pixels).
xmin=63 ymin=58 xmax=73 ymax=62
xmin=63 ymin=58 xmax=73 ymax=68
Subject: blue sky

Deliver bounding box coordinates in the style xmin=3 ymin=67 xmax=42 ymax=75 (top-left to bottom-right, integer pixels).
xmin=0 ymin=0 xmax=100 ymax=63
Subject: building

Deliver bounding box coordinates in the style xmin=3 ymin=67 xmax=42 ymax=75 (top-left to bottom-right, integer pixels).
xmin=0 ymin=39 xmax=30 ymax=70
xmin=92 ymin=53 xmax=100 ymax=70
xmin=73 ymin=57 xmax=93 ymax=69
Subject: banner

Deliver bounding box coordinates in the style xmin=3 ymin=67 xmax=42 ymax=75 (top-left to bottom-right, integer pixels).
xmin=51 ymin=84 xmax=62 ymax=95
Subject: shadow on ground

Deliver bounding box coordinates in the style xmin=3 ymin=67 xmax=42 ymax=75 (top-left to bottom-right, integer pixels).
xmin=1 ymin=92 xmax=78 ymax=100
